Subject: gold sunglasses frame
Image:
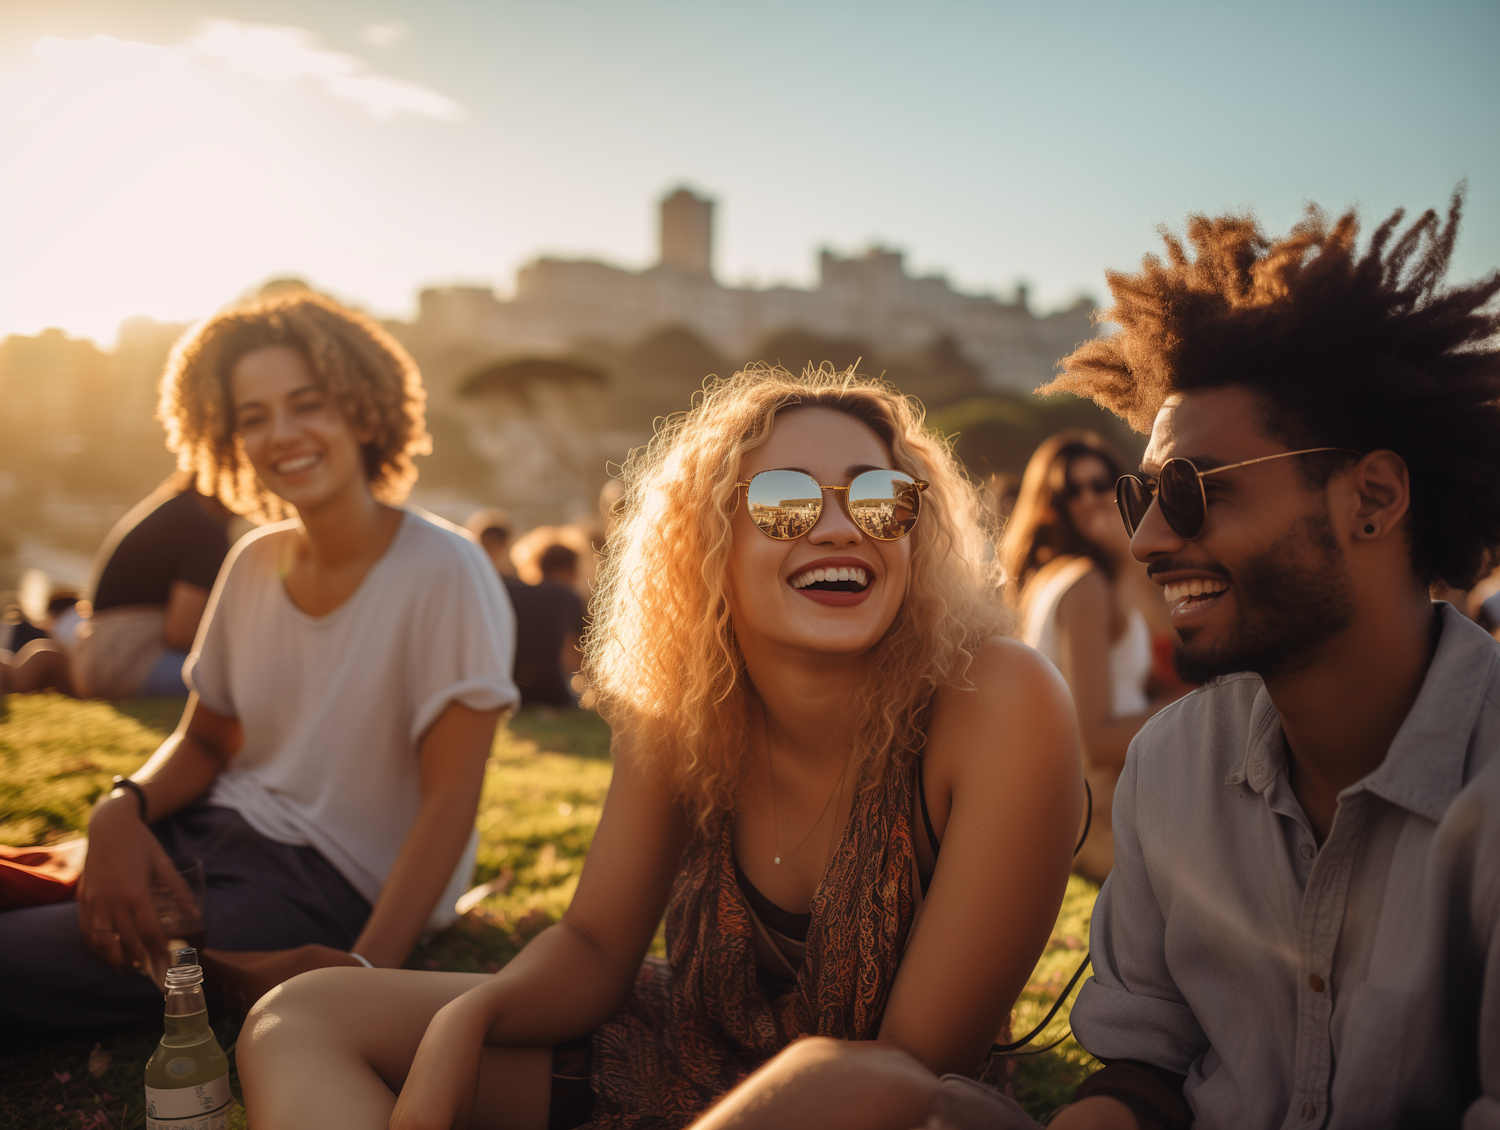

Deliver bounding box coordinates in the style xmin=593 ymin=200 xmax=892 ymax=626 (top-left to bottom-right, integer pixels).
xmin=736 ymin=471 xmax=931 ymax=541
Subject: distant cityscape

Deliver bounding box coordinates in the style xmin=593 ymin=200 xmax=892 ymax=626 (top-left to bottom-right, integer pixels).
xmin=0 ymin=189 xmax=1119 ymax=592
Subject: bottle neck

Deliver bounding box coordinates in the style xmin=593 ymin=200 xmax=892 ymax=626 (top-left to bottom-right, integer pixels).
xmin=164 ymin=983 xmax=208 ymax=1019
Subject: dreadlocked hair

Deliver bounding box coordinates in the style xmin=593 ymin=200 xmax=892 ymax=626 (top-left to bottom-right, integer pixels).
xmin=1044 ymin=187 xmax=1500 ymax=589
xmin=158 ymin=291 xmax=431 ymax=522
xmin=583 ymin=363 xmax=1007 ymax=834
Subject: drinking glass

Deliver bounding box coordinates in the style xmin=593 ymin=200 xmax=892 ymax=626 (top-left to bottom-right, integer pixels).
xmin=152 ymin=857 xmax=207 ymax=953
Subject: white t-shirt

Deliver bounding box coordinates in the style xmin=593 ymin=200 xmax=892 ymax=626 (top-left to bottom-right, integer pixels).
xmin=185 ymin=509 xmax=518 ymax=932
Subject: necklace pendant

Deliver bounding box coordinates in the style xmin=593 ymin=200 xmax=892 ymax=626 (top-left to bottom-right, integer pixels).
xmin=773 ymin=856 xmax=782 ymax=865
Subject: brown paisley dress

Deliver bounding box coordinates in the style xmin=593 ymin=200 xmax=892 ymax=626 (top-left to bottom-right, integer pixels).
xmin=582 ymin=759 xmax=921 ymax=1129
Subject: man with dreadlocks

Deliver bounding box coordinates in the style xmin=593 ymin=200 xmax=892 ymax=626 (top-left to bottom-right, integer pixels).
xmin=657 ymin=193 xmax=1500 ymax=1130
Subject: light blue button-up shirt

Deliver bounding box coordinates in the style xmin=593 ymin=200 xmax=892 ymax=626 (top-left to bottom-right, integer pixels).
xmin=1071 ymin=604 xmax=1500 ymax=1129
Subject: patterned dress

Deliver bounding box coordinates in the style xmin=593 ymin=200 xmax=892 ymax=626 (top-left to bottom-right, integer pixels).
xmin=584 ymin=760 xmax=921 ymax=1129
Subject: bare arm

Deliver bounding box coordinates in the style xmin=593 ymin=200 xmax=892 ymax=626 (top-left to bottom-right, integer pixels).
xmin=163 ymin=580 xmax=211 ymax=652
xmin=1055 ymin=570 xmax=1157 ymax=773
xmin=351 ymin=701 xmax=501 ymax=968
xmin=80 ymin=694 xmax=240 ymax=974
xmin=388 ymin=730 xmax=689 ymax=1129
xmin=877 ymin=638 xmax=1083 ymax=1075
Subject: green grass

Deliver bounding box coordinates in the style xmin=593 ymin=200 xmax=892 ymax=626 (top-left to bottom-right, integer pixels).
xmin=0 ymin=693 xmax=1097 ymax=1127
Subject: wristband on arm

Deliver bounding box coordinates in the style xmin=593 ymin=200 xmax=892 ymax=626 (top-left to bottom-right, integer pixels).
xmin=110 ymin=777 xmax=149 ymax=824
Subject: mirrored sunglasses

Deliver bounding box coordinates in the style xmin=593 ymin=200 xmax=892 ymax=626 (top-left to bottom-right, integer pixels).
xmin=739 ymin=469 xmax=929 ymax=541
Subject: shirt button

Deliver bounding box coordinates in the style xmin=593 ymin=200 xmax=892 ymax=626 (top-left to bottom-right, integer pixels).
xmin=1300 ymin=843 xmax=1315 ymax=860
xmin=1309 ymin=973 xmax=1325 ymax=993
xmin=1302 ymin=1100 xmax=1318 ymax=1119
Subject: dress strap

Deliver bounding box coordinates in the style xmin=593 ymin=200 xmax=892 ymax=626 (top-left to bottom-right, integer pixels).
xmin=917 ymin=756 xmax=942 ymax=857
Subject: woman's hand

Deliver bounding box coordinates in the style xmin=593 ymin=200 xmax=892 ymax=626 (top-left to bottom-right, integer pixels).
xmin=388 ymin=991 xmax=492 ymax=1130
xmin=77 ymin=796 xmax=178 ymax=979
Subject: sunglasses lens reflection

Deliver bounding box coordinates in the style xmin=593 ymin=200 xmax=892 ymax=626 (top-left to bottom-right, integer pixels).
xmin=746 ymin=470 xmax=823 ymax=539
xmin=1115 ymin=476 xmax=1150 ymax=537
xmin=848 ymin=470 xmax=921 ymax=540
xmin=1159 ymin=460 xmax=1207 ymax=538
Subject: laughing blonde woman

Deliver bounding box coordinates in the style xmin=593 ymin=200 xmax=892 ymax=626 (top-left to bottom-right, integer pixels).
xmin=238 ymin=365 xmax=1081 ymax=1130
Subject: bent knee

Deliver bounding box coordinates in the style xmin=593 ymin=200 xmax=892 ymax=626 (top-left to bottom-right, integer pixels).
xmin=240 ymin=967 xmax=361 ymax=1062
xmin=774 ymin=1036 xmax=931 ymax=1082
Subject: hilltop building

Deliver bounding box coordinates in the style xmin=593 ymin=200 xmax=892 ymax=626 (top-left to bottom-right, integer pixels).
xmin=383 ymin=189 xmax=1099 ymax=526
xmin=393 ymin=188 xmax=1094 ymax=409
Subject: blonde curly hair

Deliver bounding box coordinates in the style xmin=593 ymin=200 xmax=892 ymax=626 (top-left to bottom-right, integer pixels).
xmin=584 ymin=364 xmax=1008 ymax=832
xmin=157 ymin=291 xmax=431 ymax=521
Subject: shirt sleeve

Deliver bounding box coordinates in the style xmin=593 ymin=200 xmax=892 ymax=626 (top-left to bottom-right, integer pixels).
xmin=181 ymin=536 xmax=243 ymax=718
xmin=407 ymin=534 xmax=520 ymax=743
xmin=1070 ymin=733 xmax=1211 ymax=1075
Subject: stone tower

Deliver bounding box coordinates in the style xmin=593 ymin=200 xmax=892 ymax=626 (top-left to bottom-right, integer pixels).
xmin=658 ymin=188 xmax=713 ymax=278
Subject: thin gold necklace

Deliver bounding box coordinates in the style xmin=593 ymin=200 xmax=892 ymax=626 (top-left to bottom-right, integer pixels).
xmin=763 ymin=712 xmax=850 ymax=865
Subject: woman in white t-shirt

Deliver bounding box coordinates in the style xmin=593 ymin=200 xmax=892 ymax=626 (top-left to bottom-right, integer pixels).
xmin=1000 ymin=430 xmax=1186 ymax=881
xmin=0 ymin=292 xmax=517 ymax=1032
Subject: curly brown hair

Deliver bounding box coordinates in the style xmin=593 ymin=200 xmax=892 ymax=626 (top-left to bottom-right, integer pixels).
xmin=1043 ymin=189 xmax=1500 ymax=590
xmin=157 ymin=291 xmax=431 ymax=521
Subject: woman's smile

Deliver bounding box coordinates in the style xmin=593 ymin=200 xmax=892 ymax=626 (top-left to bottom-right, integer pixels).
xmin=787 ymin=555 xmax=875 ymax=606
xmin=271 ymin=451 xmax=322 ymax=477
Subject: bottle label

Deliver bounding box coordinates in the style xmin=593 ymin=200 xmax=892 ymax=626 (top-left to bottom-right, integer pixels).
xmin=145 ymin=1074 xmax=231 ymax=1129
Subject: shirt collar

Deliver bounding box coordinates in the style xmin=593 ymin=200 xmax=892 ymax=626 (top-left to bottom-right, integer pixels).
xmin=1227 ymin=603 xmax=1497 ymax=821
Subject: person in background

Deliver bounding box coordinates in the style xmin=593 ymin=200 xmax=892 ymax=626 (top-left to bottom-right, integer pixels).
xmin=82 ymin=471 xmax=233 ymax=698
xmin=1001 ymin=431 xmax=1183 ymax=880
xmin=467 ymin=509 xmax=521 ymax=585
xmin=0 ymin=587 xmax=87 ymax=695
xmin=0 ymin=291 xmax=518 ymax=1033
xmin=1 ymin=474 xmax=232 ymax=699
xmin=510 ymin=543 xmax=585 ymax=708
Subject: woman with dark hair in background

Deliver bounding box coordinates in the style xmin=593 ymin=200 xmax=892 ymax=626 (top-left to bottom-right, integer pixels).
xmin=1001 ymin=431 xmax=1183 ymax=881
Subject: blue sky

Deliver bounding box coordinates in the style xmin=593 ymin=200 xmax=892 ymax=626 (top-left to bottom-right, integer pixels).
xmin=1 ymin=0 xmax=1495 ymax=344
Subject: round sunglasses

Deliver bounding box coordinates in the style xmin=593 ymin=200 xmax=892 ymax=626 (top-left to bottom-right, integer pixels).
xmin=738 ymin=469 xmax=929 ymax=541
xmin=1115 ymin=447 xmax=1357 ymax=540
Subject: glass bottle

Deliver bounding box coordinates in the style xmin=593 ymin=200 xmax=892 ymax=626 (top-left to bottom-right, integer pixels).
xmin=143 ymin=947 xmax=231 ymax=1130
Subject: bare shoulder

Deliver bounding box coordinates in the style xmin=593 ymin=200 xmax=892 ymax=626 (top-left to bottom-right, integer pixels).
xmin=1053 ymin=560 xmax=1108 ymax=621
xmin=934 ymin=635 xmax=1072 ymax=721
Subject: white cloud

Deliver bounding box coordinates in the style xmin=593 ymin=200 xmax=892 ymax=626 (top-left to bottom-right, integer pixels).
xmin=30 ymin=21 xmax=461 ymax=123
xmin=360 ymin=21 xmax=409 ymax=48
xmin=184 ymin=20 xmax=460 ymax=120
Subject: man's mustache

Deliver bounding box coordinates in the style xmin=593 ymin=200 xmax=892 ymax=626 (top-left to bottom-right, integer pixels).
xmin=1146 ymin=558 xmax=1233 ymax=580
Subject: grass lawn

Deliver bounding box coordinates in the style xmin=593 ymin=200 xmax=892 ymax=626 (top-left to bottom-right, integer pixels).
xmin=0 ymin=693 xmax=1097 ymax=1127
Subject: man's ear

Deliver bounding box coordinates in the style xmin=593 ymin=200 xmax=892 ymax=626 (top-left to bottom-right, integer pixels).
xmin=1347 ymin=450 xmax=1410 ymax=541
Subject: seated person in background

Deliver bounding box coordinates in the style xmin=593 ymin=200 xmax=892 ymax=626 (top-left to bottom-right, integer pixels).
xmin=236 ymin=364 xmax=1081 ymax=1130
xmin=1 ymin=587 xmax=87 ymax=695
xmin=697 ymin=193 xmax=1500 ymax=1130
xmin=0 ymin=291 xmax=518 ymax=1033
xmin=467 ymin=508 xmax=524 ymax=597
xmin=510 ymin=543 xmax=585 ymax=708
xmin=1002 ymin=431 xmax=1185 ymax=881
xmin=77 ymin=471 xmax=232 ymax=698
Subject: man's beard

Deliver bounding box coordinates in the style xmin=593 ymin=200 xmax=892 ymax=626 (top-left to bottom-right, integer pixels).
xmin=1174 ymin=510 xmax=1356 ymax=685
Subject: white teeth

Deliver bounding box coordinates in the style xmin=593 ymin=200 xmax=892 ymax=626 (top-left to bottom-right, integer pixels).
xmin=1163 ymin=578 xmax=1229 ymax=603
xmin=790 ymin=566 xmax=869 ymax=590
xmin=275 ymin=453 xmax=318 ymax=474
